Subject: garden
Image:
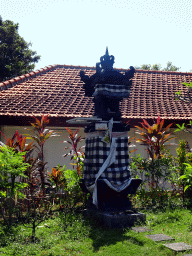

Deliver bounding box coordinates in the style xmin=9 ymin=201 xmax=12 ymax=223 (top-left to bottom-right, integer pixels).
xmin=0 ymin=114 xmax=192 ymax=256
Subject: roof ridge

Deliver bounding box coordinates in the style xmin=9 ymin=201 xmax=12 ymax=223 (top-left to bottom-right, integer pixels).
xmin=62 ymin=64 xmax=96 ymax=69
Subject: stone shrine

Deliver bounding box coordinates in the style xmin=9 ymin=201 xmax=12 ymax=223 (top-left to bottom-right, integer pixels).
xmin=68 ymin=48 xmax=145 ymax=228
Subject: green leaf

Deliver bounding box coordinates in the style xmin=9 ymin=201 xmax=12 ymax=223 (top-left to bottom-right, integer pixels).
xmin=184 ymin=185 xmax=191 ymax=192
xmin=174 ymin=123 xmax=186 ymax=132
xmin=182 ymin=82 xmax=192 ymax=88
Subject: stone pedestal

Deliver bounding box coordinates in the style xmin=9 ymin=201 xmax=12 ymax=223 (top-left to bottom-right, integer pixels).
xmin=81 ymin=178 xmax=146 ymax=228
xmin=83 ymin=207 xmax=146 ymax=229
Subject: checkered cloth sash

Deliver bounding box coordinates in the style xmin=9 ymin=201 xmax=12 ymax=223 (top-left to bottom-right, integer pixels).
xmin=93 ymin=84 xmax=131 ymax=98
xmin=83 ymin=131 xmax=131 ymax=188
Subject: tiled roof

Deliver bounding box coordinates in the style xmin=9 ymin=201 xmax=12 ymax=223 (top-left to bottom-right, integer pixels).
xmin=0 ymin=64 xmax=192 ymax=126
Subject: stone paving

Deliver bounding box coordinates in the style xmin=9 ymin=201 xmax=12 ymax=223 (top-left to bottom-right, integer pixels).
xmin=132 ymin=226 xmax=192 ymax=253
xmin=164 ymin=243 xmax=192 ymax=252
xmin=146 ymin=234 xmax=175 ymax=242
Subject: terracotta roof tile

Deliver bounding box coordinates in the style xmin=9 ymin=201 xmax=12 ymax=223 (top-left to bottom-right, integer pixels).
xmin=0 ymin=65 xmax=191 ymax=124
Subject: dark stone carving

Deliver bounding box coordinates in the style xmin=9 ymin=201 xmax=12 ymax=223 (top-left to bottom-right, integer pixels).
xmin=78 ymin=49 xmax=144 ymax=227
xmin=80 ymin=178 xmax=142 ymax=212
xmin=80 ymin=47 xmax=135 ymax=120
xmin=80 ymin=47 xmax=135 ymax=95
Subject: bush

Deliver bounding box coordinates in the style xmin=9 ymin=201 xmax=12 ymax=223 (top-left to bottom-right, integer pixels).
xmin=0 ymin=146 xmax=30 ymax=227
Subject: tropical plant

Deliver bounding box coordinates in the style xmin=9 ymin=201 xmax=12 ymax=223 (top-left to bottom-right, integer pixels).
xmin=0 ymin=146 xmax=31 ymax=227
xmin=48 ymin=165 xmax=88 ymax=212
xmin=26 ymin=115 xmax=55 ymax=194
xmin=0 ymin=130 xmax=33 ymax=154
xmin=63 ymin=128 xmax=85 ymax=177
xmin=60 ymin=168 xmax=86 ymax=211
xmin=19 ymin=115 xmax=59 ymax=242
xmin=0 ymin=130 xmax=36 ymax=196
xmin=179 ymin=163 xmax=192 ymax=192
xmin=135 ymin=116 xmax=174 ymax=160
xmin=175 ymin=140 xmax=192 ymax=176
xmin=49 ymin=164 xmax=66 ymax=192
xmin=173 ymin=140 xmax=192 ymax=203
xmin=174 ymin=121 xmax=192 ymax=135
xmin=134 ymin=116 xmax=175 ymax=189
xmin=22 ymin=190 xmax=54 ymax=243
xmin=130 ymin=151 xmax=174 ymax=190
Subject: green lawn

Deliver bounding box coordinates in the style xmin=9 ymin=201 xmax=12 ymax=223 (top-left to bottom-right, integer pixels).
xmin=0 ymin=208 xmax=192 ymax=256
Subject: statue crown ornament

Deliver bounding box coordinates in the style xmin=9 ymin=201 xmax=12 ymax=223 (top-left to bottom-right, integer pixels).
xmin=97 ymin=47 xmax=115 ymax=72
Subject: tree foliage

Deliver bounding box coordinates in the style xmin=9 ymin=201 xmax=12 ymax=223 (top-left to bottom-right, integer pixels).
xmin=0 ymin=16 xmax=40 ymax=82
xmin=135 ymin=61 xmax=180 ymax=71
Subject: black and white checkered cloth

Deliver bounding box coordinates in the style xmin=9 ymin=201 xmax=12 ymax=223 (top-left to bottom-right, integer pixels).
xmin=93 ymin=84 xmax=131 ymax=98
xmin=83 ymin=131 xmax=131 ymax=188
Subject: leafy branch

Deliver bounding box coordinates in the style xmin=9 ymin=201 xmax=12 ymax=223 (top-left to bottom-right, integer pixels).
xmin=175 ymin=82 xmax=192 ymax=103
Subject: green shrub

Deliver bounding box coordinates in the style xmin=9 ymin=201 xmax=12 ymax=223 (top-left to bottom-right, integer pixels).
xmin=180 ymin=163 xmax=192 ymax=192
xmin=0 ymin=146 xmax=31 ymax=227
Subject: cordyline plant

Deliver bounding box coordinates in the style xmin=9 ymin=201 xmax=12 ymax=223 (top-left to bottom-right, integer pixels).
xmin=20 ymin=115 xmax=57 ymax=241
xmin=0 ymin=130 xmax=34 ymax=158
xmin=49 ymin=164 xmax=66 ymax=192
xmin=135 ymin=116 xmax=175 ymax=160
xmin=135 ymin=116 xmax=175 ymax=189
xmin=26 ymin=115 xmax=55 ymax=195
xmin=63 ymin=128 xmax=85 ymax=177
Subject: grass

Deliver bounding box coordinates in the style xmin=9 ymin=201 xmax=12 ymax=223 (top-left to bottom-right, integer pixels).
xmin=0 ymin=207 xmax=192 ymax=256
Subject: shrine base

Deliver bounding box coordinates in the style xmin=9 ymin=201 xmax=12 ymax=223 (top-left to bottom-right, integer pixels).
xmin=83 ymin=208 xmax=146 ymax=229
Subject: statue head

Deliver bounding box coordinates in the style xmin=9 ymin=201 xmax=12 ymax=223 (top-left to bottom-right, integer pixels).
xmin=97 ymin=47 xmax=115 ymax=72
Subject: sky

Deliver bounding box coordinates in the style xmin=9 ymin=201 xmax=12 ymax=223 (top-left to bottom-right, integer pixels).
xmin=1 ymin=0 xmax=192 ymax=72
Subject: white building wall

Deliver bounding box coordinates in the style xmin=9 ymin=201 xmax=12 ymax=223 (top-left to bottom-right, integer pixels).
xmin=1 ymin=125 xmax=192 ymax=174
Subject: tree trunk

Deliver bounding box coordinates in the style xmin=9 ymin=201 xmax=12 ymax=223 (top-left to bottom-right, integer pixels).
xmin=31 ymin=221 xmax=36 ymax=243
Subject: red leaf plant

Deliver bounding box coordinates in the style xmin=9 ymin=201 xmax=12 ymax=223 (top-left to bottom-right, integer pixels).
xmin=135 ymin=116 xmax=176 ymax=189
xmin=26 ymin=115 xmax=55 ymax=195
xmin=135 ymin=116 xmax=175 ymax=161
xmin=0 ymin=130 xmax=34 ymax=157
xmin=63 ymin=128 xmax=85 ymax=177
xmin=49 ymin=165 xmax=66 ymax=192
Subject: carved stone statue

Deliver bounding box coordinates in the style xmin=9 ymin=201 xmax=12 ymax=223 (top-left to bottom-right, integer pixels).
xmin=78 ymin=49 xmax=145 ymax=226
xmin=80 ymin=47 xmax=135 ymax=121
